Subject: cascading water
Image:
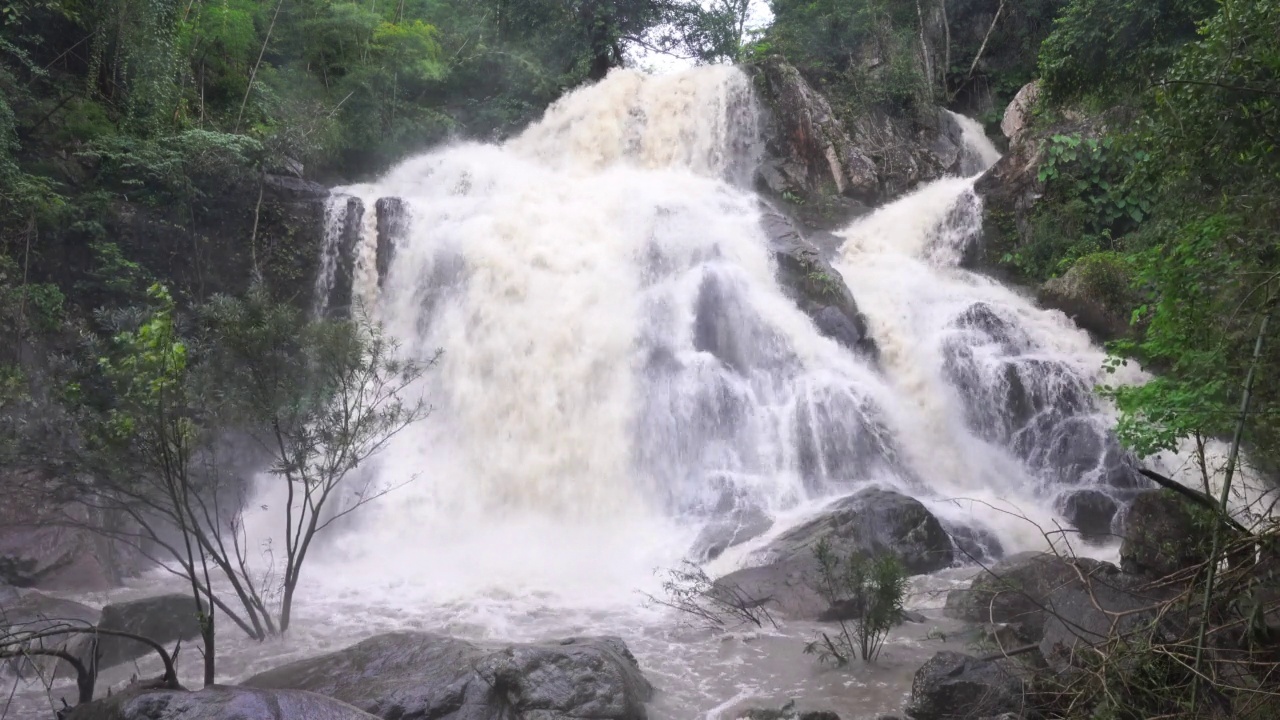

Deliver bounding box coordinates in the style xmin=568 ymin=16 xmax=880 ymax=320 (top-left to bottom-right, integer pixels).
xmin=306 ymin=65 xmax=1144 ymax=595
xmin=9 ymin=66 xmax=1177 ymax=719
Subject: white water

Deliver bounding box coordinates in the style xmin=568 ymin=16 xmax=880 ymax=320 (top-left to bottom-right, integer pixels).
xmin=7 ymin=66 xmax=1176 ymax=718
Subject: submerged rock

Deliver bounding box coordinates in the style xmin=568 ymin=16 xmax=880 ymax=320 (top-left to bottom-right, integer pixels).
xmin=905 ymin=651 xmax=1026 ymax=720
xmin=716 ymin=487 xmax=953 ymax=620
xmin=65 ymin=686 xmax=377 ymax=720
xmin=244 ymin=632 xmax=653 ymax=720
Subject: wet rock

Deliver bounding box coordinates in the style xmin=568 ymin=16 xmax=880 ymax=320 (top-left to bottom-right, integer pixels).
xmin=65 ymin=686 xmax=378 ymax=720
xmin=717 ymin=488 xmax=953 ymax=620
xmin=1057 ymin=489 xmax=1120 ymax=543
xmin=941 ymin=520 xmax=1005 ymax=566
xmin=323 ymin=195 xmax=365 ymax=318
xmin=690 ymin=507 xmax=774 ymax=562
xmin=762 ymin=208 xmax=876 ymax=357
xmin=944 ymin=552 xmax=1112 ymax=643
xmin=374 ymin=197 xmax=409 ymax=288
xmin=244 ymin=631 xmax=653 ymax=720
xmin=905 ymin=651 xmax=1026 ymax=720
xmin=90 ymin=594 xmax=202 ymax=671
xmin=737 ymin=701 xmax=840 ymax=720
xmin=1119 ymin=489 xmax=1215 ymax=580
xmin=0 ymin=589 xmax=98 ymax=677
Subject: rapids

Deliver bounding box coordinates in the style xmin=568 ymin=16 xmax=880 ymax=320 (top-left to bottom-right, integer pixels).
xmin=7 ymin=65 xmax=1168 ymax=718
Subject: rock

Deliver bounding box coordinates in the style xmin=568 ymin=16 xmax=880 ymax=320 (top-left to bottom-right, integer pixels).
xmin=0 ymin=479 xmax=143 ymax=592
xmin=322 ymin=195 xmax=365 ymax=317
xmin=941 ymin=520 xmax=1005 ymax=565
xmin=65 ymin=686 xmax=379 ymax=720
xmin=244 ymin=632 xmax=653 ymax=720
xmin=1056 ymin=489 xmax=1120 ymax=543
xmin=1119 ymin=489 xmax=1215 ymax=579
xmin=753 ymin=58 xmax=880 ymax=208
xmin=737 ymin=702 xmax=840 ymax=720
xmin=1037 ymin=254 xmax=1135 ymax=341
xmin=762 ymin=208 xmax=876 ymax=357
xmin=944 ymin=552 xmax=1112 ymax=643
xmin=690 ymin=507 xmax=774 ymax=562
xmin=91 ymin=594 xmax=202 ymax=671
xmin=1000 ymin=83 xmax=1040 ymax=142
xmin=264 ymin=174 xmax=327 ymax=200
xmin=374 ymin=197 xmax=409 ymax=288
xmin=1037 ymin=571 xmax=1164 ymax=671
xmin=0 ymin=589 xmax=98 ymax=677
xmin=717 ymin=488 xmax=953 ymax=620
xmin=905 ymin=651 xmax=1026 ymax=720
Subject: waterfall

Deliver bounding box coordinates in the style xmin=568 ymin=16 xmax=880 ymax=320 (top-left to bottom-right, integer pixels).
xmin=295 ymin=66 xmax=1149 ymax=608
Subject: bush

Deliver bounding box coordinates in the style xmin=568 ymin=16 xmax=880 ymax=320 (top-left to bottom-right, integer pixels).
xmin=805 ymin=539 xmax=908 ymax=664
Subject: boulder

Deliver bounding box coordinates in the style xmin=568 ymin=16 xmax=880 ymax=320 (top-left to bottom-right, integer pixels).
xmin=1056 ymin=489 xmax=1120 ymax=543
xmin=244 ymin=632 xmax=653 ymax=720
xmin=1037 ymin=573 xmax=1164 ymax=672
xmin=940 ymin=521 xmax=1005 ymax=566
xmin=1000 ymin=83 xmax=1040 ymax=142
xmin=762 ymin=208 xmax=876 ymax=357
xmin=1119 ymin=489 xmax=1215 ymax=579
xmin=717 ymin=488 xmax=953 ymax=620
xmin=65 ymin=685 xmax=378 ymax=720
xmin=90 ymin=594 xmax=203 ymax=671
xmin=0 ymin=487 xmax=142 ymax=592
xmin=0 ymin=589 xmax=98 ymax=677
xmin=1037 ymin=254 xmax=1135 ymax=341
xmin=905 ymin=651 xmax=1026 ymax=720
xmin=944 ymin=552 xmax=1111 ymax=643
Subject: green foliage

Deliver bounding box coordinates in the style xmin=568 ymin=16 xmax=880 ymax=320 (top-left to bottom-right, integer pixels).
xmin=805 ymin=539 xmax=908 ymax=665
xmin=1038 ymin=0 xmax=1217 ymax=102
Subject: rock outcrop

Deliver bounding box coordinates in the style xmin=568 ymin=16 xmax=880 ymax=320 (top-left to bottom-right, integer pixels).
xmin=244 ymin=632 xmax=653 ymax=720
xmin=751 ymin=58 xmax=987 ymax=230
xmin=1036 ymin=254 xmax=1136 ymax=341
xmin=905 ymin=651 xmax=1027 ymax=720
xmin=66 ymin=686 xmax=379 ymax=720
xmin=762 ymin=208 xmax=876 ymax=356
xmin=716 ymin=487 xmax=953 ymax=620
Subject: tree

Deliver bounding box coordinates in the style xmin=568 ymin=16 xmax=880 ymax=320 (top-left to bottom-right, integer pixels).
xmin=805 ymin=539 xmax=908 ymax=664
xmin=72 ymin=284 xmax=433 ymax=680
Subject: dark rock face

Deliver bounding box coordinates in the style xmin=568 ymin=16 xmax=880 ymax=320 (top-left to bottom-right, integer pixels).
xmin=762 ymin=208 xmax=876 ymax=357
xmin=1119 ymin=489 xmax=1214 ymax=579
xmin=91 ymin=594 xmax=203 ymax=671
xmin=323 ymin=195 xmax=365 ymax=317
xmin=244 ymin=632 xmax=653 ymax=720
xmin=905 ymin=651 xmax=1026 ymax=720
xmin=374 ymin=197 xmax=410 ymax=288
xmin=65 ymin=686 xmax=379 ymax=720
xmin=1057 ymin=489 xmax=1120 ymax=543
xmin=717 ymin=488 xmax=953 ymax=620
